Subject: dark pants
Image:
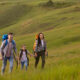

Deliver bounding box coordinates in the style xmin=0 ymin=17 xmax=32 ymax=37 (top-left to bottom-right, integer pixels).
xmin=35 ymin=51 xmax=45 ymax=68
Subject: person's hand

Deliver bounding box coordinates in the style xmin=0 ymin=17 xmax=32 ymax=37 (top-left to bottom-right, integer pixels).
xmin=2 ymin=56 xmax=4 ymax=60
xmin=16 ymin=56 xmax=19 ymax=60
xmin=29 ymin=53 xmax=33 ymax=57
xmin=0 ymin=54 xmax=3 ymax=60
xmin=31 ymin=54 xmax=35 ymax=57
xmin=35 ymin=53 xmax=37 ymax=57
xmin=0 ymin=57 xmax=2 ymax=60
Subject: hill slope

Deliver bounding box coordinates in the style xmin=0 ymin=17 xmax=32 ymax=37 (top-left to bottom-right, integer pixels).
xmin=0 ymin=0 xmax=80 ymax=35
xmin=0 ymin=0 xmax=80 ymax=80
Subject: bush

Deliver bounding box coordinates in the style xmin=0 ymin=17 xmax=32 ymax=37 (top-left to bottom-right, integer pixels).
xmin=39 ymin=1 xmax=74 ymax=8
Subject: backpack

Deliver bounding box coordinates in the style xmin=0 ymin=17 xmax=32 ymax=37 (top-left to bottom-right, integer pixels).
xmin=4 ymin=40 xmax=15 ymax=47
xmin=19 ymin=49 xmax=28 ymax=60
xmin=33 ymin=40 xmax=37 ymax=52
xmin=1 ymin=34 xmax=15 ymax=57
xmin=33 ymin=34 xmax=38 ymax=51
xmin=19 ymin=49 xmax=29 ymax=66
xmin=2 ymin=34 xmax=8 ymax=42
xmin=2 ymin=34 xmax=15 ymax=47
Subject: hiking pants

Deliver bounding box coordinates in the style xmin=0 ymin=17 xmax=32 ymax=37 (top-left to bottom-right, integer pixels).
xmin=21 ymin=60 xmax=28 ymax=70
xmin=35 ymin=51 xmax=45 ymax=68
xmin=1 ymin=56 xmax=13 ymax=74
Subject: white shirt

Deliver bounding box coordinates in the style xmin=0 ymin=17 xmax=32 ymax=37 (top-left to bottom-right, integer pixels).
xmin=41 ymin=40 xmax=44 ymax=47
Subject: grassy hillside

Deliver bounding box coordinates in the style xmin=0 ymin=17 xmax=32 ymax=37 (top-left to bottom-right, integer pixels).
xmin=0 ymin=0 xmax=80 ymax=80
xmin=0 ymin=23 xmax=80 ymax=80
xmin=0 ymin=0 xmax=80 ymax=35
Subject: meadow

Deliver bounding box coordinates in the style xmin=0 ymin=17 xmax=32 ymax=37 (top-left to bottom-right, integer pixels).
xmin=0 ymin=0 xmax=80 ymax=80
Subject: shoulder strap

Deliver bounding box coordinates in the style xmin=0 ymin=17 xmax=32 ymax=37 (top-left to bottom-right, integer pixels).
xmin=25 ymin=50 xmax=28 ymax=55
xmin=5 ymin=40 xmax=8 ymax=47
xmin=19 ymin=49 xmax=27 ymax=59
xmin=5 ymin=40 xmax=15 ymax=47
xmin=12 ymin=40 xmax=15 ymax=45
xmin=20 ymin=49 xmax=23 ymax=59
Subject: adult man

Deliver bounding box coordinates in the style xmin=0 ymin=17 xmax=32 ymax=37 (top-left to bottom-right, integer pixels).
xmin=0 ymin=33 xmax=17 ymax=75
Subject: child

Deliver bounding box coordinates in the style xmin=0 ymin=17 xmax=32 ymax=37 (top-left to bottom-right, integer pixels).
xmin=19 ymin=45 xmax=33 ymax=70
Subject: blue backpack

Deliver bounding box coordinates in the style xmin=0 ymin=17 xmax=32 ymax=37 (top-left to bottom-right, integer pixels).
xmin=2 ymin=34 xmax=8 ymax=42
xmin=2 ymin=34 xmax=15 ymax=47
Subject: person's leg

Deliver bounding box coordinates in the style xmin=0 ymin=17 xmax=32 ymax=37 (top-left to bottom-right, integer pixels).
xmin=21 ymin=61 xmax=24 ymax=70
xmin=9 ymin=57 xmax=13 ymax=73
xmin=1 ymin=57 xmax=7 ymax=75
xmin=24 ymin=60 xmax=28 ymax=70
xmin=35 ymin=54 xmax=40 ymax=68
xmin=41 ymin=52 xmax=45 ymax=69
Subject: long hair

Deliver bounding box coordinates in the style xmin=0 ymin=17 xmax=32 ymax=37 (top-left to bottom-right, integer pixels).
xmin=38 ymin=33 xmax=44 ymax=46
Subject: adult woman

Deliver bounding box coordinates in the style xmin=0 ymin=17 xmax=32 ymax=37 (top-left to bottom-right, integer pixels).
xmin=34 ymin=33 xmax=47 ymax=68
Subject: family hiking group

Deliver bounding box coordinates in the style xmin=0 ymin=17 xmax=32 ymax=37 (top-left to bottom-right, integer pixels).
xmin=0 ymin=32 xmax=48 ymax=75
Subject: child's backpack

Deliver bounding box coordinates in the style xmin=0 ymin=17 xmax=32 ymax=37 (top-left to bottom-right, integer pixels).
xmin=19 ymin=49 xmax=29 ymax=66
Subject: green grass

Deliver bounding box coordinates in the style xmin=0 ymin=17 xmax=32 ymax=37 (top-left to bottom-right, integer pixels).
xmin=0 ymin=0 xmax=80 ymax=80
xmin=0 ymin=0 xmax=80 ymax=35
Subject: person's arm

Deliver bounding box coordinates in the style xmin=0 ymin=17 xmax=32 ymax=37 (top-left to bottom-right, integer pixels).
xmin=44 ymin=40 xmax=47 ymax=56
xmin=13 ymin=41 xmax=18 ymax=60
xmin=27 ymin=50 xmax=34 ymax=57
xmin=0 ymin=41 xmax=6 ymax=58
xmin=13 ymin=41 xmax=17 ymax=54
xmin=18 ymin=50 xmax=22 ymax=64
